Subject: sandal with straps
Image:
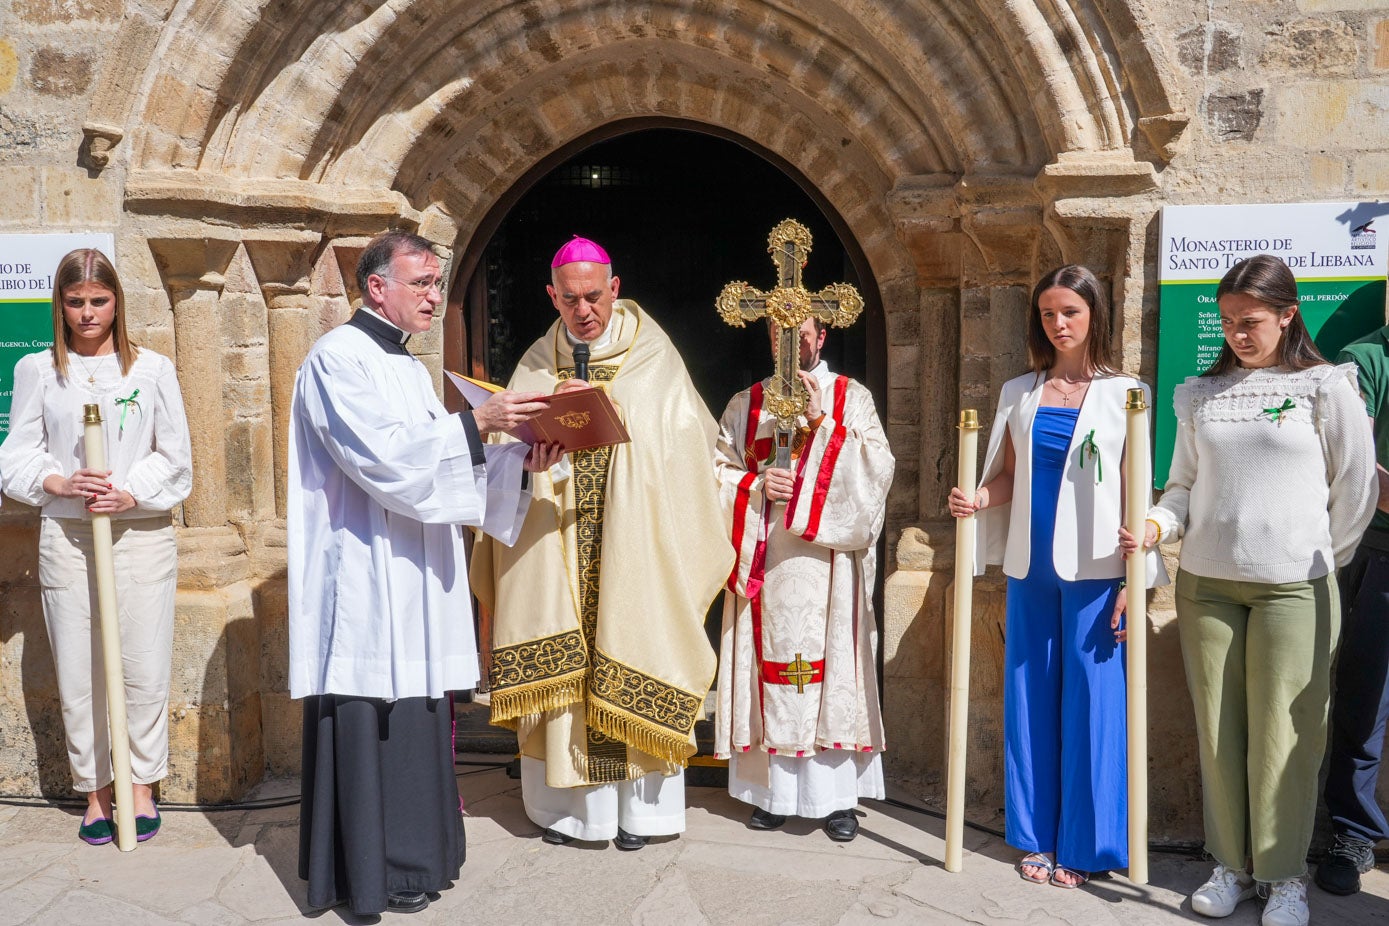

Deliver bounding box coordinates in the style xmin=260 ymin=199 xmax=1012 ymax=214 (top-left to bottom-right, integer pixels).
xmin=1050 ymin=866 xmax=1091 ymax=889
xmin=1018 ymin=852 xmax=1055 ymax=884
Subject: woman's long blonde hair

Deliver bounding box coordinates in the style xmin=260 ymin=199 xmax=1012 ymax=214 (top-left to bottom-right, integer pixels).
xmin=50 ymin=248 xmax=137 ymax=380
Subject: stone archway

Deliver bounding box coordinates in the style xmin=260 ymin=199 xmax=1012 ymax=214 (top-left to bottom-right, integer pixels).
xmin=67 ymin=0 xmax=1193 ymax=818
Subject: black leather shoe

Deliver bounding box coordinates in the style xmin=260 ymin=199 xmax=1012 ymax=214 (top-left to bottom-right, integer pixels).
xmin=824 ymin=809 xmax=859 ymax=842
xmin=614 ymin=828 xmax=648 ymax=851
xmin=748 ymin=807 xmax=787 ymax=830
xmin=1316 ymin=832 xmax=1376 ymax=896
xmin=542 ymin=827 xmax=574 ymax=845
xmin=386 ymin=891 xmax=430 ymax=913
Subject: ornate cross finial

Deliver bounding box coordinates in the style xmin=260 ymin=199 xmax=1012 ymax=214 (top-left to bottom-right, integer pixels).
xmin=716 ymin=220 xmax=863 ymax=440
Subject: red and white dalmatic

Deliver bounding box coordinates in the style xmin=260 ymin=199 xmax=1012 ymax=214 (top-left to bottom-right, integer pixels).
xmin=713 ymin=372 xmax=895 ymax=758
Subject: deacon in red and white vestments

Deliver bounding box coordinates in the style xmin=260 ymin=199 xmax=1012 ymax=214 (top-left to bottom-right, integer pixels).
xmin=713 ymin=323 xmax=894 ymax=840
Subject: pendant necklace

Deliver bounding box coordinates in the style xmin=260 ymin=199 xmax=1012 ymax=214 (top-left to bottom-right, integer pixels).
xmin=73 ymin=352 xmax=104 ymax=385
xmin=1050 ymin=377 xmax=1088 ymax=405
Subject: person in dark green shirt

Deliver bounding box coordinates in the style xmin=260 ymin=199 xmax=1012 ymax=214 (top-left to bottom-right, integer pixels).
xmin=1318 ymin=326 xmax=1389 ymax=896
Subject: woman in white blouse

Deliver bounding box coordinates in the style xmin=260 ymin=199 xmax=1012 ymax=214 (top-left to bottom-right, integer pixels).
xmin=0 ymin=248 xmax=191 ymax=845
xmin=1125 ymin=254 xmax=1375 ymax=926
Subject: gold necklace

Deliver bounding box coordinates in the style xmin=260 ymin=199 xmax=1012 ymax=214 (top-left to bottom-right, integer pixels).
xmin=1048 ymin=377 xmax=1090 ymax=405
xmin=72 ymin=351 xmax=105 ymax=385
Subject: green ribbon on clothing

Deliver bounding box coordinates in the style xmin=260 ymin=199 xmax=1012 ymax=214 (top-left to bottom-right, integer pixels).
xmin=1261 ymin=397 xmax=1295 ymax=425
xmin=114 ymin=389 xmax=140 ymax=437
xmin=1079 ymin=428 xmax=1102 ymax=482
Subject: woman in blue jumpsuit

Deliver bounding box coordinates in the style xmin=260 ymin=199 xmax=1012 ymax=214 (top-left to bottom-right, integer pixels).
xmin=949 ymin=265 xmax=1165 ymax=888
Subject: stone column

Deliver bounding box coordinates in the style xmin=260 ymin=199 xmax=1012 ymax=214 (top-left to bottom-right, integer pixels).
xmin=148 ymin=236 xmax=238 ymax=528
xmin=244 ymin=234 xmax=322 ymax=519
xmin=147 ymin=235 xmax=264 ymax=803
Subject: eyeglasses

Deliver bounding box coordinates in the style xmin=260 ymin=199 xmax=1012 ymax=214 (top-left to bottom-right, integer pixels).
xmin=381 ymin=276 xmax=444 ymax=295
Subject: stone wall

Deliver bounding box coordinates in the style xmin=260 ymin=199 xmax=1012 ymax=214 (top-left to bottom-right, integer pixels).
xmin=0 ymin=3 xmax=1384 ymax=849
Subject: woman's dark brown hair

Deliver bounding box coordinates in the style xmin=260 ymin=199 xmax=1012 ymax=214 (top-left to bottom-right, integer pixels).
xmin=1026 ymin=264 xmax=1118 ymax=375
xmin=1202 ymin=254 xmax=1325 ymax=376
xmin=50 ymin=248 xmax=137 ymax=379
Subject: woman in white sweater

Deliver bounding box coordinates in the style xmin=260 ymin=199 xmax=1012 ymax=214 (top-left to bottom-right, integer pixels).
xmin=949 ymin=265 xmax=1165 ymax=889
xmin=0 ymin=249 xmax=192 ymax=845
xmin=1127 ymin=254 xmax=1375 ymax=926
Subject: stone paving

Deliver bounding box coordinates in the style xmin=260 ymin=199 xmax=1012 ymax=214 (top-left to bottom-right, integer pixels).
xmin=2 ymin=760 xmax=1388 ymax=925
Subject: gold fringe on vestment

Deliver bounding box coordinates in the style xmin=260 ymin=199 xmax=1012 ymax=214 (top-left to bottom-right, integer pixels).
xmin=489 ymin=674 xmax=586 ymax=728
xmin=587 ymin=699 xmax=697 ymax=767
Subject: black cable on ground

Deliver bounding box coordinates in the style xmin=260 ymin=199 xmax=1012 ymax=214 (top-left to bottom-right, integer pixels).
xmin=0 ymin=759 xmax=514 ymax=813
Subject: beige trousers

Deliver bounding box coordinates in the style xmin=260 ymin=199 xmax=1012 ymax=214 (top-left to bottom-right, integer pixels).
xmin=39 ymin=516 xmax=177 ymax=792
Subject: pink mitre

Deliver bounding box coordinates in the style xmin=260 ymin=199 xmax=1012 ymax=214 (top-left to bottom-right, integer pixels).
xmin=551 ymin=235 xmax=610 ymax=268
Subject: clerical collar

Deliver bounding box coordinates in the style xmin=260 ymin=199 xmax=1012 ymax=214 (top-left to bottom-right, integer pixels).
xmin=564 ymin=316 xmax=615 ymax=352
xmin=348 ymin=308 xmax=410 ymax=355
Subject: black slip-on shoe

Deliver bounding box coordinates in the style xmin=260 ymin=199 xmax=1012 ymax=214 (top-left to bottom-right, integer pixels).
xmin=542 ymin=827 xmax=575 ymax=845
xmin=614 ymin=828 xmax=648 ymax=850
xmin=386 ymin=891 xmax=430 ymax=913
xmin=824 ymin=808 xmax=859 ymax=842
xmin=748 ymin=807 xmax=787 ymax=830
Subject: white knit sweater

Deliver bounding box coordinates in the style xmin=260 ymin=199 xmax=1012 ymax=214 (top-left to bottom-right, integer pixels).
xmin=1147 ymin=363 xmax=1376 ymax=584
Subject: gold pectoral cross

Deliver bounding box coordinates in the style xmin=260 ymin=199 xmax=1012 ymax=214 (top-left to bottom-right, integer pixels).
xmin=716 ymin=220 xmax=864 ymax=469
xmin=778 ymin=654 xmax=817 ymax=694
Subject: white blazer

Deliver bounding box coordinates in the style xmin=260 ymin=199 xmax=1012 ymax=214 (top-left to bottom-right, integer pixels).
xmin=974 ymin=370 xmax=1169 ymax=586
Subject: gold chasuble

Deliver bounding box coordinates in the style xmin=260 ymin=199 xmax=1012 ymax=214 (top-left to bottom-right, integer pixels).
xmin=471 ymin=301 xmax=734 ymax=788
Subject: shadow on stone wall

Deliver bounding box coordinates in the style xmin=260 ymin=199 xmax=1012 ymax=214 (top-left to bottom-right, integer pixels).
xmin=0 ymin=518 xmax=74 ymax=798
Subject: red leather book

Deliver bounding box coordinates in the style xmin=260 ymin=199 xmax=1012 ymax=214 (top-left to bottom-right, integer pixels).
xmin=447 ymin=372 xmax=631 ymax=452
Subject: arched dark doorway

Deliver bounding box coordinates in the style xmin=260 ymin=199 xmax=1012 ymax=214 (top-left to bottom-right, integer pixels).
xmin=446 ymin=124 xmax=884 ymax=414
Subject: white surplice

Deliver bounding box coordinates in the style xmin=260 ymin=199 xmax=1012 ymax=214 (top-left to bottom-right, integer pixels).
xmin=288 ymin=310 xmax=532 ymax=701
xmin=714 ymin=363 xmax=894 ymax=816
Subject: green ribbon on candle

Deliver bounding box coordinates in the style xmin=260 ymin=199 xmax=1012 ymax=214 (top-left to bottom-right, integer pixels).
xmin=114 ymin=389 xmax=140 ymax=436
xmin=1261 ymin=398 xmax=1295 ymax=425
xmin=1079 ymin=428 xmax=1102 ymax=482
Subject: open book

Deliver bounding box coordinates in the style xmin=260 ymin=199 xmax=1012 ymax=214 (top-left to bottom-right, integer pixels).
xmin=446 ymin=371 xmax=631 ymax=452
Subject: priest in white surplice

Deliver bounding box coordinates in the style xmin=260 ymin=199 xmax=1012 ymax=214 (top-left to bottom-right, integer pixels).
xmin=714 ymin=318 xmax=895 ymax=841
xmin=288 ymin=231 xmax=561 ymax=917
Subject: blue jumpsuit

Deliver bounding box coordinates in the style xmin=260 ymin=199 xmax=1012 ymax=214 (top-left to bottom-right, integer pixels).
xmin=1003 ymin=405 xmax=1128 ymax=872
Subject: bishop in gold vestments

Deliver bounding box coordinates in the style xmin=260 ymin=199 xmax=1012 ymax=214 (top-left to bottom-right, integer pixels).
xmin=471 ymin=239 xmax=732 ymax=848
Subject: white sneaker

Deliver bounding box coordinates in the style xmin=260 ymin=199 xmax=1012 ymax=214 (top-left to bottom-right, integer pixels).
xmin=1191 ymin=864 xmax=1257 ymax=917
xmin=1261 ymin=878 xmax=1309 ymax=926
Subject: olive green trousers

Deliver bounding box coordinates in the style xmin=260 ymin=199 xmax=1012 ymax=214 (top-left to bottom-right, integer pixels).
xmin=1175 ymin=569 xmax=1339 ymax=882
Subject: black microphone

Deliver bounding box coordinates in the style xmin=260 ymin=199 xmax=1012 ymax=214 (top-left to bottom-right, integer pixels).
xmin=573 ymin=342 xmax=590 ymax=383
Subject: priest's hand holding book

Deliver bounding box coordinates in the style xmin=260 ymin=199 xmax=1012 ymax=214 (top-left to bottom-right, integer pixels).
xmin=470 ymin=388 xmax=565 ymax=472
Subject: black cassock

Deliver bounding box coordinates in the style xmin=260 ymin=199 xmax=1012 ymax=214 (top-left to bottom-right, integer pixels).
xmin=299 ymin=694 xmax=466 ymax=916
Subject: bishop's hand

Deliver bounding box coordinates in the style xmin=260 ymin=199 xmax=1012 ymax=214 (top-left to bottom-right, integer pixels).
xmin=473 ymin=390 xmax=548 ymax=436
xmin=525 ymin=441 xmax=566 ymax=472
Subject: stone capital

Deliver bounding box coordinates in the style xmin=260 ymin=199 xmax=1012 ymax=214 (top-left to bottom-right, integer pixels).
xmin=243 ymin=233 xmax=323 ymax=301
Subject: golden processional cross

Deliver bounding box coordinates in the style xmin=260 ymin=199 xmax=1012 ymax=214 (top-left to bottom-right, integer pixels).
xmin=716 ymin=219 xmax=864 ymax=469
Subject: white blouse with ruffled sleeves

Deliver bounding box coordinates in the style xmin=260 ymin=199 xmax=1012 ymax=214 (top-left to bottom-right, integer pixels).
xmin=0 ymin=348 xmax=192 ymax=519
xmin=1147 ymin=362 xmax=1375 ymax=584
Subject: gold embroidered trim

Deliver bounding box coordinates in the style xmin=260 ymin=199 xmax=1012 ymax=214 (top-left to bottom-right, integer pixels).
xmin=488 ymin=628 xmax=588 ymax=690
xmin=588 ymin=700 xmax=697 ymax=766
xmin=488 ymin=628 xmax=588 ymax=726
